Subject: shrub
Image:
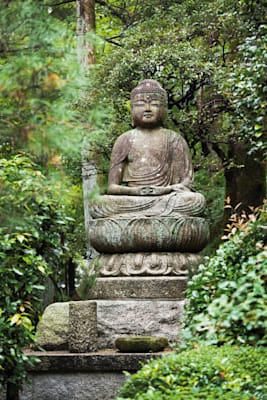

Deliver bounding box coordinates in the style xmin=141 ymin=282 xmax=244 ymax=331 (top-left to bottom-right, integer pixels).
xmin=117 ymin=345 xmax=267 ymax=400
xmin=183 ymin=203 xmax=267 ymax=345
xmin=0 ymin=155 xmax=82 ymax=395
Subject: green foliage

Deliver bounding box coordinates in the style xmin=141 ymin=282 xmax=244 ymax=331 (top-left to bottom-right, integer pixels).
xmin=91 ymin=0 xmax=242 ymax=145
xmin=117 ymin=345 xmax=267 ymax=399
xmin=76 ymin=257 xmax=99 ymax=300
xmin=219 ymin=24 xmax=267 ymax=155
xmin=0 ymin=155 xmax=84 ymax=390
xmin=0 ymin=0 xmax=90 ymax=163
xmin=92 ymin=1 xmax=215 ymax=138
xmin=194 ymin=167 xmax=225 ymax=252
xmin=184 ymin=204 xmax=267 ymax=345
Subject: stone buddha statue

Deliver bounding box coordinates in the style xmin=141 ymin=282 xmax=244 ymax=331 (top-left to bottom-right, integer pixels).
xmin=89 ymin=79 xmax=209 ymax=276
xmin=91 ymin=79 xmax=206 ymax=219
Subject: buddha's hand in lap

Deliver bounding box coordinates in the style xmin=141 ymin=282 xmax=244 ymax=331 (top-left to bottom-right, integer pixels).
xmin=139 ymin=186 xmax=172 ymax=196
xmin=132 ymin=186 xmax=188 ymax=195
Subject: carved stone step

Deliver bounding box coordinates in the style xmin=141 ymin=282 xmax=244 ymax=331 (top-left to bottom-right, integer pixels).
xmin=87 ymin=276 xmax=187 ymax=299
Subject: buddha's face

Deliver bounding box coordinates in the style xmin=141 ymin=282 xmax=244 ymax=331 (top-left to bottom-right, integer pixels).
xmin=131 ymin=93 xmax=166 ymax=128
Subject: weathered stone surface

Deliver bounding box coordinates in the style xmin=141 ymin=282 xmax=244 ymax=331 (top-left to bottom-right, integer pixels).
xmin=25 ymin=350 xmax=164 ymax=372
xmin=115 ymin=336 xmax=168 ymax=353
xmin=21 ymin=351 xmax=167 ymax=400
xmin=36 ymin=302 xmax=69 ymax=350
xmin=69 ymin=301 xmax=97 ymax=353
xmin=88 ymin=276 xmax=187 ymax=299
xmin=36 ymin=295 xmax=185 ymax=350
xmin=90 ymin=216 xmax=209 ymax=253
xmin=95 ymin=252 xmax=202 ymax=276
xmin=96 ymin=299 xmax=185 ymax=348
xmin=21 ymin=372 xmax=127 ymax=400
xmin=91 ymin=191 xmax=207 ymax=219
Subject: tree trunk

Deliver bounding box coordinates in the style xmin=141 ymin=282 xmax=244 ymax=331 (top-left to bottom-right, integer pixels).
xmin=224 ymin=142 xmax=266 ymax=224
xmin=76 ymin=0 xmax=96 ymax=67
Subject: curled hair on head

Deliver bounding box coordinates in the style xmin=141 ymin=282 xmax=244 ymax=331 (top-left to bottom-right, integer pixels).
xmin=130 ymin=79 xmax=168 ymax=105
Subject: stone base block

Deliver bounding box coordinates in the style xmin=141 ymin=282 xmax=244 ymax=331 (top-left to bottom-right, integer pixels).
xmin=20 ymin=351 xmax=166 ymax=400
xmin=88 ymin=276 xmax=187 ymax=299
xmin=97 ymin=299 xmax=185 ymax=348
xmin=36 ymin=296 xmax=185 ymax=351
xmin=21 ymin=372 xmax=127 ymax=400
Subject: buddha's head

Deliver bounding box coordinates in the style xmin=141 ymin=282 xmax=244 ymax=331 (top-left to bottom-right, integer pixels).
xmin=130 ymin=79 xmax=168 ymax=128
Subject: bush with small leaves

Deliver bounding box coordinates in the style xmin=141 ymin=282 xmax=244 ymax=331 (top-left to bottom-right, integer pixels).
xmin=0 ymin=155 xmax=81 ymax=396
xmin=184 ymin=204 xmax=267 ymax=345
xmin=117 ymin=345 xmax=267 ymax=400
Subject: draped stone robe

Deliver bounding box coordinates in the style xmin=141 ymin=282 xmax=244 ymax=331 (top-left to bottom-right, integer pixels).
xmin=91 ymin=128 xmax=206 ymax=218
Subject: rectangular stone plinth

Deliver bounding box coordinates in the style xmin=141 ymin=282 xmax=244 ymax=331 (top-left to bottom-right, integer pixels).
xmin=88 ymin=276 xmax=187 ymax=300
xmin=97 ymin=299 xmax=185 ymax=348
xmin=20 ymin=351 xmax=169 ymax=400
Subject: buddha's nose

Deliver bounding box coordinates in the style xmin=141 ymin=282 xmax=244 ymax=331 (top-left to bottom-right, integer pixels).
xmin=145 ymin=102 xmax=151 ymax=111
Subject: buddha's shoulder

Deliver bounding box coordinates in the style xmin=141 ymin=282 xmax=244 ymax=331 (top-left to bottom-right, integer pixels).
xmin=115 ymin=129 xmax=148 ymax=147
xmin=112 ymin=130 xmax=133 ymax=147
xmin=116 ymin=129 xmax=136 ymax=141
xmin=162 ymin=128 xmax=185 ymax=140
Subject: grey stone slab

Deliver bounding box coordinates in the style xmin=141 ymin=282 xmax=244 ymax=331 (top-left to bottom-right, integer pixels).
xmin=21 ymin=350 xmax=171 ymax=400
xmin=21 ymin=350 xmax=170 ymax=400
xmin=25 ymin=350 xmax=162 ymax=372
xmin=69 ymin=301 xmax=97 ymax=353
xmin=97 ymin=299 xmax=185 ymax=348
xmin=88 ymin=276 xmax=187 ymax=299
xmin=36 ymin=296 xmax=186 ymax=350
xmin=20 ymin=372 xmax=127 ymax=400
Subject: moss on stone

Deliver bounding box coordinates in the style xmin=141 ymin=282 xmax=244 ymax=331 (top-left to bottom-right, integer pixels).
xmin=115 ymin=336 xmax=168 ymax=353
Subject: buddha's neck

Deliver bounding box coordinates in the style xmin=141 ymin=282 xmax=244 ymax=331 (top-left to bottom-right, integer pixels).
xmin=136 ymin=126 xmax=162 ymax=135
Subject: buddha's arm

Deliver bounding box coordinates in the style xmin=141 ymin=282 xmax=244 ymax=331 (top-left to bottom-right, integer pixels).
xmin=167 ymin=133 xmax=194 ymax=192
xmin=107 ymin=162 xmax=127 ymax=194
xmin=107 ymin=162 xmax=141 ymax=195
xmin=107 ymin=134 xmax=138 ymax=195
